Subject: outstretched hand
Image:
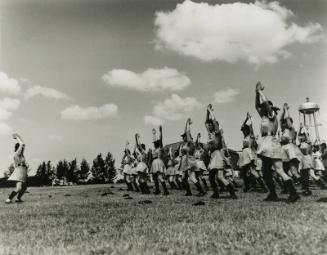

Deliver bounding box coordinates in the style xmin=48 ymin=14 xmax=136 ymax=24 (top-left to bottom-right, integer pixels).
xmin=283 ymin=103 xmax=289 ymax=110
xmin=256 ymin=81 xmax=264 ymax=92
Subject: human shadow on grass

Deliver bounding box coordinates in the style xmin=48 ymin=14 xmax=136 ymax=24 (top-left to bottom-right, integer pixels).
xmin=316 ymin=197 xmax=327 ymax=202
xmin=138 ymin=200 xmax=152 ymax=204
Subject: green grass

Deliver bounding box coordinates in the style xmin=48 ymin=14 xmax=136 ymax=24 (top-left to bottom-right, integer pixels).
xmin=1 ymin=184 xmax=327 ymax=255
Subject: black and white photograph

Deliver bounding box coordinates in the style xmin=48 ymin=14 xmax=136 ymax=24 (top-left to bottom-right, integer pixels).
xmin=0 ymin=0 xmax=327 ymax=254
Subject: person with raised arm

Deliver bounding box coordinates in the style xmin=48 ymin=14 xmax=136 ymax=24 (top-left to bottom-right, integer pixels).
xmin=165 ymin=146 xmax=178 ymax=190
xmin=174 ymin=150 xmax=183 ymax=190
xmin=131 ymin=145 xmax=140 ymax=192
xmin=135 ymin=133 xmax=151 ymax=194
xmin=255 ymin=82 xmax=299 ymax=202
xmin=280 ymin=103 xmax=302 ymax=185
xmin=151 ymin=126 xmax=169 ymax=195
xmin=239 ymin=112 xmax=267 ymax=193
xmin=121 ymin=141 xmax=134 ymax=191
xmin=6 ymin=134 xmax=28 ymax=203
xmin=205 ymin=104 xmax=237 ymax=199
xmin=178 ymin=118 xmax=206 ymax=196
xmin=194 ymin=133 xmax=209 ymax=191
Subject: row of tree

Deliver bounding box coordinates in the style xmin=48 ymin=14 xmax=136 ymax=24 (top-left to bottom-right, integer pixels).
xmin=34 ymin=152 xmax=116 ymax=185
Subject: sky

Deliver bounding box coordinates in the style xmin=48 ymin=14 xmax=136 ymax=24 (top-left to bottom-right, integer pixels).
xmin=0 ymin=0 xmax=326 ymax=176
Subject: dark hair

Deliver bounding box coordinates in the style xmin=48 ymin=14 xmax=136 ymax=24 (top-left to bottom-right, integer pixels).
xmin=153 ymin=140 xmax=160 ymax=149
xmin=241 ymin=125 xmax=250 ymax=134
xmin=268 ymin=101 xmax=280 ymax=114
xmin=15 ymin=143 xmax=20 ymax=152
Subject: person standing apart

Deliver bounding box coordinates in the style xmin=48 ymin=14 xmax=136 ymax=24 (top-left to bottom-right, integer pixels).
xmin=6 ymin=134 xmax=28 ymax=203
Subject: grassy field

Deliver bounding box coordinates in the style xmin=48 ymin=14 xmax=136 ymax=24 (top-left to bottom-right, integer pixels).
xmin=1 ymin=184 xmax=327 ymax=255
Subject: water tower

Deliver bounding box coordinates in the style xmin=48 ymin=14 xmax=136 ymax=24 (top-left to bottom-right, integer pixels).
xmin=298 ymin=98 xmax=321 ymax=144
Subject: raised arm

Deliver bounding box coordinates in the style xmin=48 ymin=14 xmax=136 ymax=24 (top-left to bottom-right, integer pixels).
xmin=281 ymin=103 xmax=293 ymax=129
xmin=158 ymin=125 xmax=163 ymax=148
xmin=169 ymin=147 xmax=173 ymax=160
xmin=13 ymin=133 xmax=25 ymax=155
xmin=241 ymin=113 xmax=250 ymax=129
xmin=207 ymin=104 xmax=220 ymax=132
xmin=152 ymin=128 xmax=157 ymax=143
xmin=184 ymin=118 xmax=193 ymax=142
xmin=132 ymin=143 xmax=138 ymax=159
xmin=135 ymin=133 xmax=144 ymax=154
xmin=255 ymin=82 xmax=274 ymax=118
xmin=195 ymin=133 xmax=201 ymax=148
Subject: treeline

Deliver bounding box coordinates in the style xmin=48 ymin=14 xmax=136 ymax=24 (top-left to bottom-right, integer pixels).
xmin=1 ymin=152 xmax=116 ymax=187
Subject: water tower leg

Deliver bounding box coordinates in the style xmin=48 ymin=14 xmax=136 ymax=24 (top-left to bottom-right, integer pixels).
xmin=313 ymin=112 xmax=320 ymax=144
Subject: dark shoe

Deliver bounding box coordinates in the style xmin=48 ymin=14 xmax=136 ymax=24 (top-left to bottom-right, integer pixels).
xmin=286 ymin=194 xmax=300 ymax=203
xmin=144 ymin=184 xmax=151 ymax=194
xmin=226 ymin=184 xmax=238 ymax=199
xmin=15 ymin=199 xmax=24 ymax=203
xmin=153 ymin=190 xmax=161 ymax=195
xmin=193 ymin=201 xmax=205 ymax=206
xmin=161 ymin=182 xmax=169 ymax=195
xmin=285 ymin=179 xmax=299 ymax=197
xmin=195 ymin=182 xmax=206 ymax=197
xmin=263 ymin=194 xmax=280 ymax=202
xmin=302 ymin=190 xmax=312 ymax=196
xmin=196 ymin=191 xmax=206 ymax=197
xmin=230 ymin=193 xmax=238 ymax=199
xmin=202 ymin=179 xmax=209 ymax=191
xmin=127 ymin=183 xmax=134 ymax=191
xmin=210 ymin=193 xmax=219 ymax=199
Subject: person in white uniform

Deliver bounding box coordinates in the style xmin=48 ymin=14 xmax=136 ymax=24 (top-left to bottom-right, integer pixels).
xmin=6 ymin=134 xmax=28 ymax=203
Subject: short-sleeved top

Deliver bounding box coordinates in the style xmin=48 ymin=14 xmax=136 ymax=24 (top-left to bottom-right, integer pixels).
xmin=313 ymin=151 xmax=322 ymax=160
xmin=14 ymin=152 xmax=26 ymax=168
xmin=300 ymin=142 xmax=311 ymax=155
xmin=152 ymin=148 xmax=161 ymax=159
xmin=194 ymin=148 xmax=204 ymax=159
xmin=260 ymin=115 xmax=278 ymax=137
xmin=207 ymin=130 xmax=223 ymax=152
xmin=243 ymin=135 xmax=256 ymax=150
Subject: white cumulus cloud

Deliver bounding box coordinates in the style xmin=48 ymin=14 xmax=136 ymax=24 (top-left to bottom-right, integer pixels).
xmin=25 ymin=85 xmax=71 ymax=100
xmin=61 ymin=104 xmax=119 ymax=120
xmin=154 ymin=1 xmax=323 ymax=65
xmin=0 ymin=72 xmax=21 ymax=95
xmin=102 ymin=67 xmax=191 ymax=92
xmin=144 ymin=115 xmax=164 ymax=126
xmin=214 ymin=88 xmax=239 ymax=104
xmin=0 ymin=98 xmax=20 ymax=121
xmin=144 ymin=94 xmax=202 ymax=125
